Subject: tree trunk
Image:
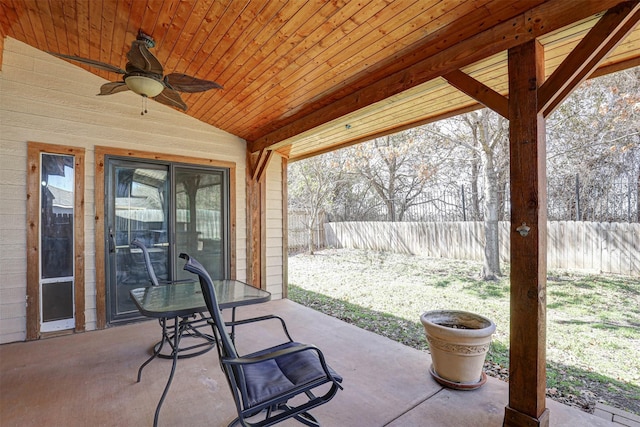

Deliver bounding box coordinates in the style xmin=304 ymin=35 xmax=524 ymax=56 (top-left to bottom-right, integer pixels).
xmin=481 ymin=148 xmax=502 ymax=280
xmin=470 ymin=152 xmax=481 ymax=220
xmin=307 ymin=216 xmax=316 ymax=255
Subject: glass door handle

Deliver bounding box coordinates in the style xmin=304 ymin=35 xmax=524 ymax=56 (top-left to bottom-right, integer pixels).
xmin=108 ymin=227 xmax=115 ymax=253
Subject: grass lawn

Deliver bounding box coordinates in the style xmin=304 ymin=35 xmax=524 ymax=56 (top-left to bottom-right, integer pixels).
xmin=288 ymin=248 xmax=640 ymax=415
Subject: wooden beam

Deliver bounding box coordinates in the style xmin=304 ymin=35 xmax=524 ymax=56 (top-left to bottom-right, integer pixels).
xmin=443 ymin=70 xmax=509 ymax=118
xmin=540 ymin=1 xmax=640 ymax=117
xmin=248 ymin=0 xmax=623 ymax=153
xmin=288 ymin=103 xmax=482 ymax=162
xmin=590 ymin=56 xmax=640 ymax=79
xmin=504 ymin=40 xmax=549 ymax=427
xmin=288 ymin=48 xmax=638 ymax=162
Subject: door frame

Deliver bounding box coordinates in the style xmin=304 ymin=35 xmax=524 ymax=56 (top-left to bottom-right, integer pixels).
xmin=94 ymin=146 xmax=237 ymax=329
xmin=26 ymin=142 xmax=85 ymax=340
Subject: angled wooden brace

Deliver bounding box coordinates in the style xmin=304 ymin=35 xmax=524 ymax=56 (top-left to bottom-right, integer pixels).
xmin=443 ymin=69 xmax=509 ymax=119
xmin=539 ymin=1 xmax=640 ymax=117
xmin=249 ymin=149 xmax=274 ymax=183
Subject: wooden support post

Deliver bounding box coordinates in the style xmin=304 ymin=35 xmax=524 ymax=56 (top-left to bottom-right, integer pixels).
xmin=281 ymin=157 xmax=289 ymax=299
xmin=246 ymin=173 xmax=264 ymax=289
xmin=246 ymin=150 xmax=273 ymax=289
xmin=0 ymin=32 xmax=5 ymax=71
xmin=504 ymin=39 xmax=549 ymax=427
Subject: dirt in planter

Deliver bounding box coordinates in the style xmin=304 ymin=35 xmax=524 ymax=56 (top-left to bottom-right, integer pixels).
xmin=436 ymin=323 xmax=475 ymax=329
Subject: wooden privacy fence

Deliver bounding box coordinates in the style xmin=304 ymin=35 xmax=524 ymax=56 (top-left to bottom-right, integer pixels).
xmin=288 ymin=211 xmax=326 ymax=252
xmin=324 ymin=221 xmax=640 ymax=276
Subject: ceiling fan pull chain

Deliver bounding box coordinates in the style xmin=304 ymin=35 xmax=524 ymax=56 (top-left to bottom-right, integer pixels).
xmin=140 ymin=96 xmax=149 ymax=116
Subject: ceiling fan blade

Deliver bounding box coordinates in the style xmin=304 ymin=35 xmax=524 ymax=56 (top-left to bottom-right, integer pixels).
xmin=127 ymin=40 xmax=164 ymax=75
xmin=99 ymin=81 xmax=130 ymax=96
xmin=164 ymin=73 xmax=223 ymax=93
xmin=154 ymin=88 xmax=188 ymax=111
xmin=49 ymin=52 xmax=126 ymax=74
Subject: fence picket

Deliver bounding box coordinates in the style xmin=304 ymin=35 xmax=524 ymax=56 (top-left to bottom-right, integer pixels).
xmin=586 ymin=222 xmax=595 ymax=271
xmin=575 ymin=222 xmax=584 ymax=270
xmin=548 ymin=223 xmax=557 ymax=270
xmin=619 ymin=222 xmax=631 ymax=276
xmin=568 ymin=221 xmax=576 ymax=270
xmin=500 ymin=222 xmax=509 ymax=264
xmin=631 ymin=224 xmax=640 ymax=276
xmin=604 ymin=223 xmax=611 ymax=274
xmin=610 ymin=223 xmax=621 ymax=275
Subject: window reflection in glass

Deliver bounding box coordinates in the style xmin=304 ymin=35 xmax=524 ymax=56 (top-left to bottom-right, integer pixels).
xmin=175 ymin=169 xmax=224 ymax=279
xmin=41 ymin=154 xmax=74 ymax=279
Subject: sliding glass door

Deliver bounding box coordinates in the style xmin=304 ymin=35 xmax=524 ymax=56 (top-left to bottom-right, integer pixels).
xmin=106 ymin=158 xmax=229 ymax=324
xmin=174 ymin=167 xmax=227 ymax=281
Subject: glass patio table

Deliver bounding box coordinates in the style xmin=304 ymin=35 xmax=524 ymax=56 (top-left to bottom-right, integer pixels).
xmin=130 ymin=280 xmax=271 ymax=427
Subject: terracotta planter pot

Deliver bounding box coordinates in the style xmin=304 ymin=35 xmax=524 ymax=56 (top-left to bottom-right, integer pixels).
xmin=420 ymin=310 xmax=496 ymax=390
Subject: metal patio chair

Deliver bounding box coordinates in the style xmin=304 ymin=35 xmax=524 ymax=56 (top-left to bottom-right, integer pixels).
xmin=130 ymin=238 xmax=213 ymax=363
xmin=180 ymin=253 xmax=343 ymax=427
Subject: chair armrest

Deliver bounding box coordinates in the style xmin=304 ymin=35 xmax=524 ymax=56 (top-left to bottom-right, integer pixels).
xmin=225 ymin=315 xmax=293 ymax=343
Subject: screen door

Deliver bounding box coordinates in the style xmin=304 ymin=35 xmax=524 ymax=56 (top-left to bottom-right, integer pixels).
xmin=40 ymin=153 xmax=75 ymax=332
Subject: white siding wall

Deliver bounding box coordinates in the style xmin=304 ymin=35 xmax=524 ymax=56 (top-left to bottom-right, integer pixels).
xmin=0 ymin=38 xmax=284 ymax=343
xmin=265 ymin=155 xmax=284 ymax=299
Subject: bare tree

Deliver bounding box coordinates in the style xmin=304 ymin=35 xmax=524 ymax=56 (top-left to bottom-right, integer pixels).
xmin=288 ymin=153 xmax=344 ymax=254
xmin=343 ymin=128 xmax=441 ymax=221
xmin=547 ymin=67 xmax=640 ymax=221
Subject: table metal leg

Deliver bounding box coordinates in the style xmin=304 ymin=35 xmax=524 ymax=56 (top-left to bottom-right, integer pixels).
xmin=136 ymin=316 xmax=214 ymax=426
xmin=153 ymin=315 xmax=214 ymax=359
xmin=137 ymin=317 xmax=170 ymax=382
xmin=154 ymin=316 xmax=181 ymax=427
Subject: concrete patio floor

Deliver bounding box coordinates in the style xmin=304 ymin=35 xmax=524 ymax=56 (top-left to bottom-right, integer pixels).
xmin=0 ymin=299 xmax=617 ymax=427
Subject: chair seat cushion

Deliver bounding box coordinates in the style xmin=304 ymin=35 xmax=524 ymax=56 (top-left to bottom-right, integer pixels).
xmin=241 ymin=342 xmax=342 ymax=408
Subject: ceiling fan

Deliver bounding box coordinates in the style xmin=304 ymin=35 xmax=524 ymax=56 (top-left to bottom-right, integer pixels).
xmin=49 ymin=31 xmax=222 ymax=112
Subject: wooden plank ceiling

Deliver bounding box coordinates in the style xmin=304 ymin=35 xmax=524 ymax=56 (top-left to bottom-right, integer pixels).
xmin=1 ymin=0 xmax=639 ymax=161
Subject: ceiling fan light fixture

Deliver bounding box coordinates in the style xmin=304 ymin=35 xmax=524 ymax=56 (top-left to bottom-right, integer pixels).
xmin=125 ymin=75 xmax=164 ymax=97
xmin=51 ymin=33 xmax=221 ymax=112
